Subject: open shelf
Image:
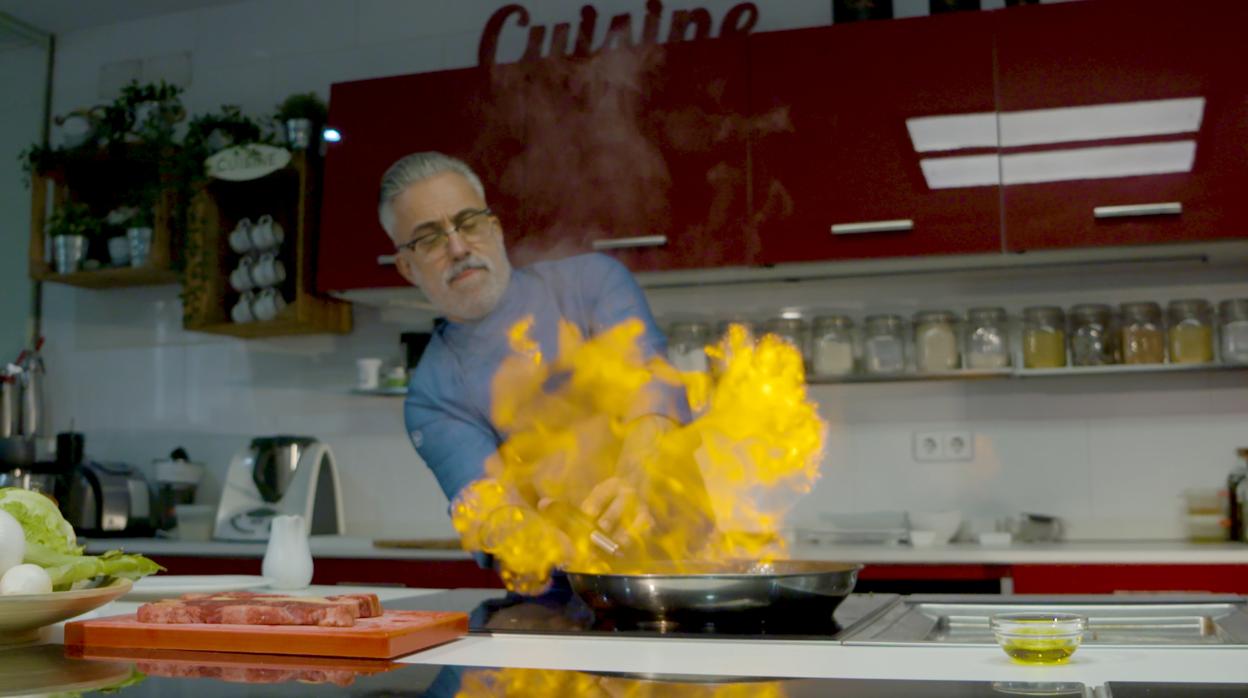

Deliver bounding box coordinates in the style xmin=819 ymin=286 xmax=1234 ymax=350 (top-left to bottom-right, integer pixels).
xmin=350 ymin=387 xmax=408 ymax=397
xmin=31 ymin=266 xmax=179 ymax=289
xmin=810 ymin=362 xmax=1248 ymax=385
xmin=182 ymin=151 xmax=351 ymax=338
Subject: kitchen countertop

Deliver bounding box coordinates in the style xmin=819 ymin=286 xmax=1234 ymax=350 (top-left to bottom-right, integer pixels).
xmin=40 ymin=585 xmax=1248 ymax=687
xmin=82 ymin=535 xmax=1248 ymax=564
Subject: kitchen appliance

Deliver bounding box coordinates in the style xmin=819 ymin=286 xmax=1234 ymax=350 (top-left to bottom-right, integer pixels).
xmin=389 ymin=585 xmax=898 ymax=640
xmin=64 ymin=461 xmax=161 ymax=537
xmin=213 ymin=436 xmax=343 ymax=541
xmin=842 ymin=594 xmax=1248 ymax=647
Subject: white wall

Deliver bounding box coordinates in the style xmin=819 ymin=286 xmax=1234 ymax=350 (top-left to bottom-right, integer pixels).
xmin=15 ymin=0 xmax=1244 ymax=541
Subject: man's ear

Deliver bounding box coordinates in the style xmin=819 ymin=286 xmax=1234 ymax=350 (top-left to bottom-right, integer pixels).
xmin=394 ymin=253 xmax=424 ymax=290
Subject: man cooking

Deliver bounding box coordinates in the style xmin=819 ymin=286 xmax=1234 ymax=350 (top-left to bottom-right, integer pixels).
xmin=379 ymin=151 xmax=691 ymax=551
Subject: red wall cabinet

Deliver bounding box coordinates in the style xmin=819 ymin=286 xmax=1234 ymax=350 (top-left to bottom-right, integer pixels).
xmin=1012 ymin=564 xmax=1248 ymax=595
xmin=502 ymin=38 xmax=753 ymax=273
xmin=997 ymin=0 xmax=1248 ymax=252
xmin=748 ymin=14 xmax=1001 ymax=267
xmin=318 ymin=67 xmax=528 ymax=293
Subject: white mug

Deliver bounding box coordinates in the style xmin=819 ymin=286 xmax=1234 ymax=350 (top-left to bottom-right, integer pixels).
xmin=229 ymin=256 xmax=256 ymax=292
xmin=356 ymin=358 xmax=383 ymax=390
xmin=251 ymin=214 xmax=285 ymax=251
xmin=251 ymin=252 xmax=286 ymax=287
xmin=228 ymin=218 xmax=254 ymax=253
xmin=252 ymin=288 xmax=287 ymax=322
xmin=231 ymin=291 xmax=257 ymax=323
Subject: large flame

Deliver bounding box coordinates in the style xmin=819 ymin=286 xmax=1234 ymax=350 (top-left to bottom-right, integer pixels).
xmin=455 ymin=667 xmax=791 ymax=698
xmin=451 ymin=319 xmax=824 ymax=594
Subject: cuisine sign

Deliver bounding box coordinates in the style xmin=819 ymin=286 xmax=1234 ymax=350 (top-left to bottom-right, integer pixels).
xmin=478 ymin=0 xmax=759 ymax=66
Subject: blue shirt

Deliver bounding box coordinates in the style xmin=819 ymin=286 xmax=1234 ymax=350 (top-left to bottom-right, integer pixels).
xmin=404 ymin=253 xmax=689 ymax=504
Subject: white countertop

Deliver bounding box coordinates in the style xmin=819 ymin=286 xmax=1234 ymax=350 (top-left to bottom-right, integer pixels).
xmin=82 ymin=535 xmax=1248 ymax=564
xmin=48 ymin=585 xmax=1248 ymax=686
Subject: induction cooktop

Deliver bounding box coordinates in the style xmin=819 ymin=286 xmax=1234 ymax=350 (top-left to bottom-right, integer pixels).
xmin=387 ymin=582 xmax=899 ymax=641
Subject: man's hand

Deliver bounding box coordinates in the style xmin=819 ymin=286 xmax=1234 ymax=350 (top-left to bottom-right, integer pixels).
xmin=578 ymin=414 xmax=677 ymax=548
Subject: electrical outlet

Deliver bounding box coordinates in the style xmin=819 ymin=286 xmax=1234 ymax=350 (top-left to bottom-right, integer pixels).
xmin=913 ymin=430 xmax=974 ymax=462
xmin=943 ymin=431 xmax=974 ymax=461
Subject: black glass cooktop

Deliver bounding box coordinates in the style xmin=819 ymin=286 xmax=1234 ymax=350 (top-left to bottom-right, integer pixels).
xmin=1104 ymin=684 xmax=1248 ymax=697
xmin=386 ymin=581 xmax=899 ymax=641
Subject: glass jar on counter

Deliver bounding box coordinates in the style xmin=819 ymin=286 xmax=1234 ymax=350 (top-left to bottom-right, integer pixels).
xmin=1022 ymin=306 xmax=1066 ymax=368
xmin=667 ymin=321 xmax=714 ymax=373
xmin=1120 ymin=301 xmax=1166 ymax=364
xmin=913 ymin=310 xmax=960 ymax=372
xmin=1220 ymin=299 xmax=1248 ymax=365
xmin=964 ymin=307 xmax=1010 ymax=369
xmin=863 ymin=314 xmax=907 ymax=374
xmin=763 ymin=317 xmax=808 ymax=361
xmin=1167 ymin=299 xmax=1214 ymax=364
xmin=1069 ymin=303 xmax=1116 ymax=367
xmin=811 ymin=315 xmax=856 ymax=377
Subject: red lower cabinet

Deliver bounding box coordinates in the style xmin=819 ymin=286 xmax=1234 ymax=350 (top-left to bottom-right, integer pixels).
xmin=1012 ymin=564 xmax=1248 ymax=594
xmin=145 ymin=555 xmax=504 ymax=589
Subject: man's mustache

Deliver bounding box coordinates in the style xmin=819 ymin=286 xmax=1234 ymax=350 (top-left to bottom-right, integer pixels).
xmin=444 ymin=255 xmax=491 ymax=285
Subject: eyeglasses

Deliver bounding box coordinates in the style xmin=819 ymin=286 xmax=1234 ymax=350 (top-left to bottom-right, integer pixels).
xmin=396 ymin=208 xmax=495 ymax=259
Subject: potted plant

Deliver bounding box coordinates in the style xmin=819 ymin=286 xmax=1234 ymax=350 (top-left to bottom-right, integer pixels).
xmin=274 ymin=92 xmax=328 ymax=149
xmin=17 ymin=144 xmax=60 ymax=187
xmin=120 ymin=80 xmax=185 ymax=143
xmin=46 ymin=201 xmax=101 ymax=274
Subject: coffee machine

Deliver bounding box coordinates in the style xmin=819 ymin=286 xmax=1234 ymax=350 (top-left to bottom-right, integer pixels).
xmin=213 ymin=436 xmax=344 ymax=541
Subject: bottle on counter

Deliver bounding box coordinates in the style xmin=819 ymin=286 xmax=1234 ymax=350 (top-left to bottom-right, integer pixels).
xmin=1069 ymin=303 xmax=1117 ymax=367
xmin=811 ymin=315 xmax=856 ymax=378
xmin=863 ymin=314 xmax=907 ymax=375
xmin=1167 ymin=299 xmax=1214 ymax=365
xmin=964 ymin=307 xmax=1010 ymax=369
xmin=1022 ymin=306 xmax=1066 ymax=368
xmin=1219 ymin=299 xmax=1248 ymax=365
xmin=1120 ymin=301 xmax=1166 ymax=364
xmin=914 ymin=310 xmax=960 ymax=372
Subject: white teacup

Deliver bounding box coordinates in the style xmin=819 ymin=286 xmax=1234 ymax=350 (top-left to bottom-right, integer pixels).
xmin=251 ymin=252 xmax=286 ymax=287
xmin=231 ymin=291 xmax=257 ymax=323
xmin=229 ymin=256 xmax=256 ymax=292
xmin=252 ymin=288 xmax=287 ymax=322
xmin=228 ymin=218 xmax=254 ymax=253
xmin=251 ymin=214 xmax=285 ymax=251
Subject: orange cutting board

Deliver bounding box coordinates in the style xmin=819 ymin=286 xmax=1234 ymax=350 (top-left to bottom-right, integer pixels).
xmin=64 ymin=610 xmax=468 ymax=659
xmin=68 ymin=646 xmax=405 ymax=686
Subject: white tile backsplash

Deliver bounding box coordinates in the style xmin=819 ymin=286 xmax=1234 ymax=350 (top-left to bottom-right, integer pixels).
xmin=11 ymin=0 xmax=1248 ymax=540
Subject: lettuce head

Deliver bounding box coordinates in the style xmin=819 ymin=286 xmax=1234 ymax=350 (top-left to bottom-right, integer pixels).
xmin=0 ymin=487 xmax=162 ymax=590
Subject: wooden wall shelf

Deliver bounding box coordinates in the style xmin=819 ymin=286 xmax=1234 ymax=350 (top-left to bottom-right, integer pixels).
xmin=28 ymin=172 xmax=178 ymax=289
xmin=182 ymin=151 xmax=351 ymax=337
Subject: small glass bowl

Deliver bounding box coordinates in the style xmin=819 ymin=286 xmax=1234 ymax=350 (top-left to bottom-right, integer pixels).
xmin=990 ymin=613 xmax=1087 ymax=665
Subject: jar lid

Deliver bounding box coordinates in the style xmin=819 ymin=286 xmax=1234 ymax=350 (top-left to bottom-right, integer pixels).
xmin=967 ymin=307 xmax=1007 ymax=324
xmin=1023 ymin=306 xmax=1065 ymax=324
xmin=1168 ymin=298 xmax=1210 ymax=313
xmin=865 ymin=314 xmax=904 ymax=332
xmin=764 ymin=317 xmax=807 ymax=331
xmin=914 ymin=310 xmax=956 ymax=324
xmin=669 ymin=321 xmax=713 ymax=339
xmin=1219 ymin=298 xmax=1248 ymax=322
xmin=1070 ymin=303 xmax=1112 ymax=323
xmin=813 ymin=314 xmax=853 ymax=329
xmin=1120 ymin=301 xmax=1162 ymax=323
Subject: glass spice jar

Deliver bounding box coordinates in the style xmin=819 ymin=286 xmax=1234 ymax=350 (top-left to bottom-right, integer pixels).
xmin=1220 ymin=299 xmax=1248 ymax=365
xmin=1120 ymin=301 xmax=1166 ymax=364
xmin=763 ymin=317 xmax=809 ymax=364
xmin=964 ymin=307 xmax=1010 ymax=369
xmin=1167 ymin=299 xmax=1214 ymax=364
xmin=1022 ymin=306 xmax=1066 ymax=368
xmin=667 ymin=321 xmax=714 ymax=373
xmin=863 ymin=314 xmax=907 ymax=375
xmin=811 ymin=315 xmax=856 ymax=377
xmin=914 ymin=310 xmax=960 ymax=372
xmin=1069 ymin=303 xmax=1116 ymax=367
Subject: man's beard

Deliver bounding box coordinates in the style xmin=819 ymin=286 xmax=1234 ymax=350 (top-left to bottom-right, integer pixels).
xmin=432 ymin=253 xmax=511 ymax=321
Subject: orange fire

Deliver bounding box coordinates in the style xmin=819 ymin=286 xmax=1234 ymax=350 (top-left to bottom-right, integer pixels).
xmin=451 ymin=319 xmax=825 ymax=594
xmin=455 ymin=667 xmax=792 ymax=698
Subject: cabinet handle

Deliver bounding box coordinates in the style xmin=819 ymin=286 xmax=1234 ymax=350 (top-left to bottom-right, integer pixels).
xmin=1093 ymin=202 xmax=1182 ymax=219
xmin=830 ymin=219 xmax=914 ymax=235
xmin=377 ymin=254 xmax=396 ymax=266
xmin=591 ymin=235 xmax=668 ymax=251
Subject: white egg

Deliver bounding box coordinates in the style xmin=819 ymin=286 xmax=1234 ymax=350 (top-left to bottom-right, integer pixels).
xmin=1 ymin=563 xmax=51 ymax=595
xmin=0 ymin=509 xmax=25 ymax=577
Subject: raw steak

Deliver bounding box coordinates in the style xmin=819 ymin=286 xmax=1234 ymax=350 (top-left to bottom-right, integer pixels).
xmin=136 ymin=592 xmax=383 ymax=628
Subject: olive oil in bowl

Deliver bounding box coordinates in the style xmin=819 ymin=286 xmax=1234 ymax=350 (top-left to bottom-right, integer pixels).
xmin=990 ymin=613 xmax=1087 ymax=665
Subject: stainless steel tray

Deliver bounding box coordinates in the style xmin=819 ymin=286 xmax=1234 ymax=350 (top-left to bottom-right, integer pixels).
xmin=842 ymin=594 xmax=1248 ymax=647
